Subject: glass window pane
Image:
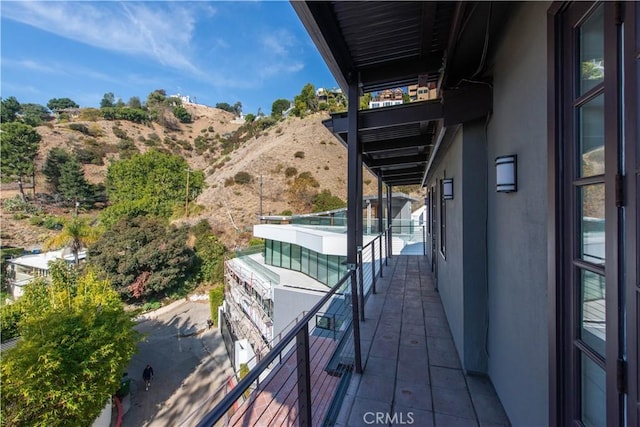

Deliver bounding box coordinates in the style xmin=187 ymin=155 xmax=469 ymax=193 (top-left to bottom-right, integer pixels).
xmin=580 ymin=269 xmax=606 ymax=356
xmin=581 ymin=354 xmax=606 ymax=427
xmin=291 ymin=245 xmax=301 ymax=271
xmin=301 ymin=248 xmax=309 ymax=275
xmin=328 ymin=255 xmax=341 ymax=285
xmin=318 ymin=254 xmax=328 ymax=285
xmin=579 ymin=4 xmax=604 ymax=94
xmin=281 ymin=242 xmax=291 ymax=269
xmin=265 ymin=240 xmax=272 ymax=265
xmin=309 ymin=251 xmax=318 ymax=279
xmin=272 ymin=241 xmax=281 ymax=266
xmin=578 ymin=94 xmax=605 ymax=177
xmin=579 ymin=184 xmax=605 ymax=265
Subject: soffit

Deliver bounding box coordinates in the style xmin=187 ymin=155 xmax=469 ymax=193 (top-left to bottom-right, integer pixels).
xmin=292 ymin=1 xmax=510 ymax=186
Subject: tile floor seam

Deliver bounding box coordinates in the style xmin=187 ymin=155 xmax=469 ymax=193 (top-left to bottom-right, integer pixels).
xmin=389 ymin=256 xmax=409 ymax=427
xmin=347 ymin=256 xmax=399 ymax=426
xmin=416 ymin=256 xmax=438 ymax=427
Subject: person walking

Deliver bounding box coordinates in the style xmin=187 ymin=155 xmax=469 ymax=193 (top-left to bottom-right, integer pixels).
xmin=142 ymin=364 xmax=154 ymax=391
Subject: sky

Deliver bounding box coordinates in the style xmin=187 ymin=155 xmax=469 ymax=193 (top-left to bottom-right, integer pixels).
xmin=0 ymin=1 xmax=338 ymax=115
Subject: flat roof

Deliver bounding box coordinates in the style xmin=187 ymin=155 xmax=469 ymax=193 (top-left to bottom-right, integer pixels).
xmin=8 ymin=249 xmax=86 ymax=270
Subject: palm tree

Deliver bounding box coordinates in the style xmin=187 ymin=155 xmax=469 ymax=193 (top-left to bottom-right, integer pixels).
xmin=44 ymin=217 xmax=101 ymax=264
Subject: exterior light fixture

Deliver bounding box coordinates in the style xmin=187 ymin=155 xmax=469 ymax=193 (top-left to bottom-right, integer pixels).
xmin=442 ymin=178 xmax=454 ymax=200
xmin=495 ymin=155 xmax=517 ymax=193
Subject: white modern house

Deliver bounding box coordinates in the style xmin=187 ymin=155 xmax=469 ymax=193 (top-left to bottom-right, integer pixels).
xmin=7 ymin=249 xmax=86 ymax=299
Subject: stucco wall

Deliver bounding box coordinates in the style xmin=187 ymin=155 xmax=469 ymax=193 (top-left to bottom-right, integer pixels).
xmin=485 ymin=2 xmax=549 ymax=425
xmin=431 ymin=127 xmax=465 ymax=357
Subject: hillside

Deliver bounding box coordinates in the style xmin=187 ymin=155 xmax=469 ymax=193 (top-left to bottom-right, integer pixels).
xmin=0 ymin=103 xmax=400 ymax=250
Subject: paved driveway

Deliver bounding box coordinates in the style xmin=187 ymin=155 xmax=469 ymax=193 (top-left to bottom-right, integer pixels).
xmin=116 ymin=299 xmax=233 ymax=427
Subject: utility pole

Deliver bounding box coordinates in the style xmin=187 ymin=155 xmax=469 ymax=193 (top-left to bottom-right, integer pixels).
xmin=185 ymin=168 xmax=191 ymax=217
xmin=259 ymin=174 xmax=263 ymax=220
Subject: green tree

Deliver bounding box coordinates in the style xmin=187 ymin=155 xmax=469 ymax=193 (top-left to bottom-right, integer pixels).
xmin=0 ymin=263 xmax=139 ymax=427
xmin=128 ymin=96 xmax=142 ymax=109
xmin=57 ymin=158 xmax=95 ymax=206
xmin=88 ymin=217 xmax=196 ymax=300
xmin=244 ymin=113 xmax=256 ymax=123
xmin=233 ymin=101 xmax=242 ymax=117
xmin=102 ymin=150 xmax=205 ymax=225
xmin=44 ymin=217 xmax=101 ymax=264
xmin=1 ymin=96 xmax=21 ymax=123
xmin=100 ymin=92 xmax=115 ymax=109
xmin=173 ymin=105 xmax=192 ymax=123
xmin=215 ymin=102 xmax=234 ymax=113
xmin=293 ymin=83 xmax=318 ymax=117
xmin=271 ymin=98 xmax=290 ymax=119
xmin=42 ymin=147 xmax=73 ymax=193
xmin=313 ymin=189 xmax=346 ymax=212
xmin=360 ymin=93 xmax=372 ymax=110
xmin=20 ymin=103 xmax=51 ymax=126
xmin=192 ymin=219 xmax=228 ymax=284
xmin=0 ymin=122 xmax=41 ymax=200
xmin=46 ymin=98 xmax=79 ymax=112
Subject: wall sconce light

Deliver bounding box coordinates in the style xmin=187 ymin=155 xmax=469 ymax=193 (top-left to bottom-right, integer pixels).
xmin=495 ymin=155 xmax=517 ymax=193
xmin=442 ymin=178 xmax=454 ymax=200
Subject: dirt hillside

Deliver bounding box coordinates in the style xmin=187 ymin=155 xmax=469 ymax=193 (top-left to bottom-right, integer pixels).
xmin=1 ymin=104 xmax=416 ymax=250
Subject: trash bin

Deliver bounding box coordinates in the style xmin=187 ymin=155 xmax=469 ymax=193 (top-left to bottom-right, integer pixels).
xmin=116 ymin=373 xmax=132 ymax=398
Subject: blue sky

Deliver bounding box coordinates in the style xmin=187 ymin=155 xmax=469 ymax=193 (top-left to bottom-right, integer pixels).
xmin=0 ymin=1 xmax=338 ymax=115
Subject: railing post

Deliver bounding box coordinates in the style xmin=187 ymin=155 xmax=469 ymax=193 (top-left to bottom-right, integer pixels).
xmin=296 ymin=324 xmax=312 ymax=427
xmin=349 ymin=269 xmax=363 ymax=374
xmin=379 ymin=235 xmax=384 ymax=277
xmin=371 ymin=239 xmax=377 ymax=294
xmin=358 ymin=248 xmax=365 ymax=321
xmin=423 ymin=225 xmax=427 ymax=256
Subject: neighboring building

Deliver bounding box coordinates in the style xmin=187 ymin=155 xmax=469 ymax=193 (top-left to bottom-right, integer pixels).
xmin=170 ymin=93 xmax=193 ymax=104
xmin=220 ymin=222 xmax=351 ymax=370
xmin=368 ymin=88 xmax=404 ymax=109
xmin=407 ymin=82 xmax=438 ymax=101
xmin=7 ymin=249 xmax=86 ymax=299
xmin=220 ymin=195 xmax=423 ymax=370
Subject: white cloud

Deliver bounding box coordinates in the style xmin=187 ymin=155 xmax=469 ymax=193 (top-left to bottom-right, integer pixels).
xmin=1 ymin=1 xmax=212 ymax=76
xmin=3 ymin=58 xmax=121 ymax=84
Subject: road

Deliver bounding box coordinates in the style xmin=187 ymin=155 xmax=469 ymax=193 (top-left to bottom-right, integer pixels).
xmin=115 ymin=299 xmax=233 ymax=427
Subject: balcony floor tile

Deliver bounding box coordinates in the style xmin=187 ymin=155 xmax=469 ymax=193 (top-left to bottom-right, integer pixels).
xmin=337 ymin=255 xmax=511 ymax=427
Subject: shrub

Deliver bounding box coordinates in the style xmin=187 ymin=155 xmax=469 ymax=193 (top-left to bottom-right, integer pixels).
xmin=112 ymin=126 xmax=128 ymax=139
xmin=2 ymin=197 xmax=42 ymax=214
xmin=29 ymin=216 xmax=44 ymax=226
xmin=234 ymin=171 xmax=253 ymax=185
xmin=224 ymin=177 xmax=235 ymax=187
xmin=209 ymin=286 xmax=224 ymax=326
xmin=285 ymin=167 xmax=298 ymax=177
xmin=280 ymin=210 xmax=293 ymax=216
xmin=68 ymin=123 xmax=90 ymax=135
xmin=42 ymin=215 xmax=64 ymax=230
xmin=294 ymin=151 xmax=305 ymax=159
xmin=12 ymin=213 xmax=28 ymax=220
xmin=78 ymin=108 xmax=101 ymax=121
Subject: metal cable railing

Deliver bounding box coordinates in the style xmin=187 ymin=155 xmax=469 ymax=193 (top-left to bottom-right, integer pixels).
xmin=197 ymin=231 xmax=389 ymax=427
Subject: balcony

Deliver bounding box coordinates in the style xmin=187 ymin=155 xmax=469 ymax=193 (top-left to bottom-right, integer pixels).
xmin=198 ymin=230 xmax=510 ymax=426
